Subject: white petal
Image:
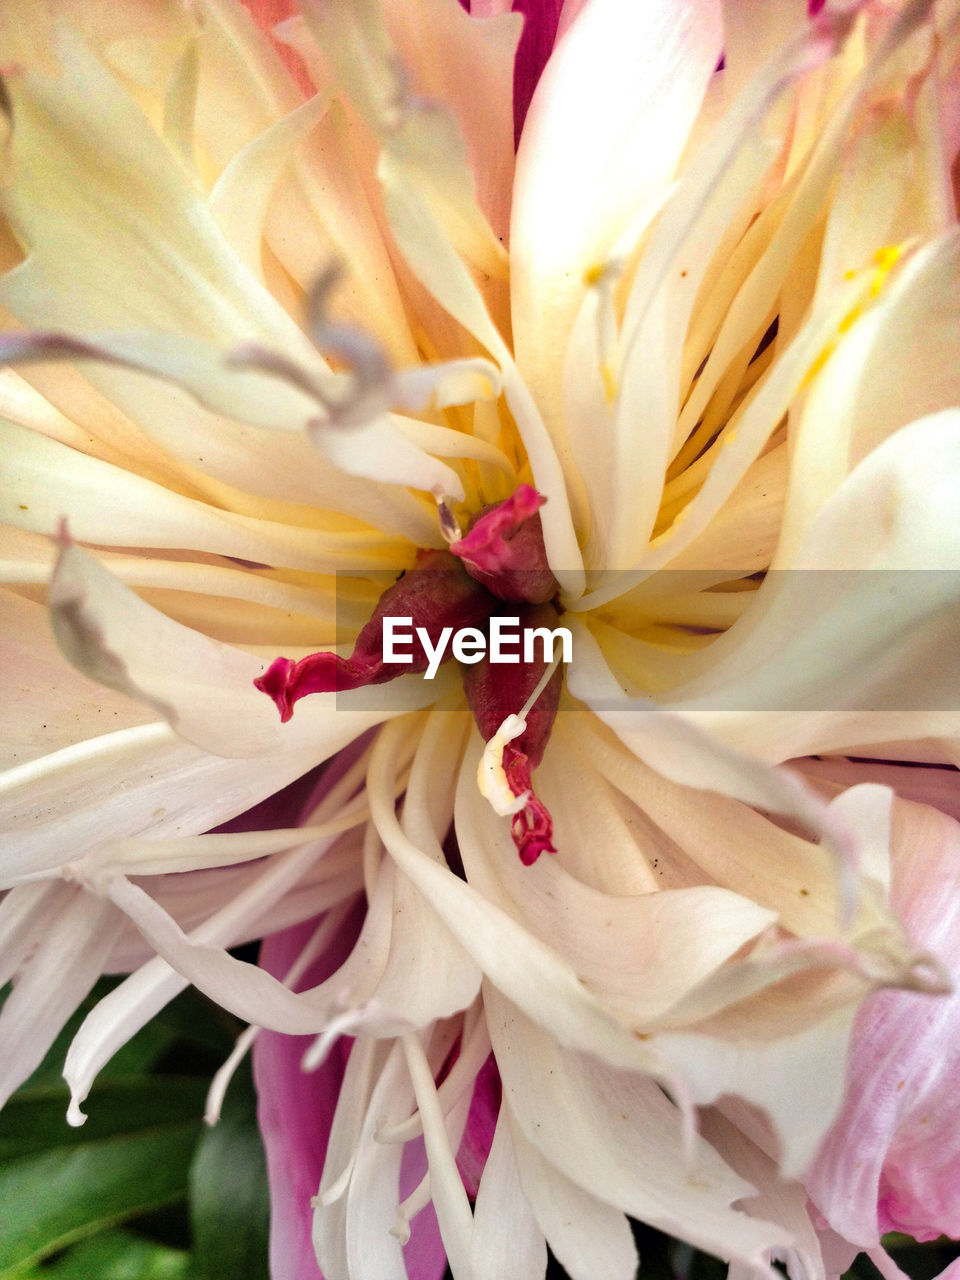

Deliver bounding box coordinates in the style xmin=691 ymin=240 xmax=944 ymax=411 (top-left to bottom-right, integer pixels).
xmin=0 ymin=714 xmax=372 ymax=883
xmin=662 ymin=410 xmax=960 ymax=759
xmin=511 ymin=1118 xmax=638 ymax=1280
xmin=368 ymin=716 xmax=667 ymax=1075
xmin=0 ymin=587 xmax=151 ymax=769
xmin=0 ymin=884 xmax=122 ymax=1107
xmin=654 ymin=1003 xmax=859 ymax=1178
xmin=511 ymin=0 xmax=721 ymax=438
xmin=1 ymin=417 xmax=402 ymax=572
xmin=485 ymin=985 xmax=792 ymax=1266
xmin=470 ymin=1106 xmax=547 ymax=1280
xmin=402 ymin=1032 xmax=475 ymax=1279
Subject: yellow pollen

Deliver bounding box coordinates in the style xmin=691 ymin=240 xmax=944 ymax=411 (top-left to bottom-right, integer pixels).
xmin=600 ymin=362 xmax=617 ymax=404
xmin=583 ymin=262 xmax=606 ymax=287
xmin=802 ymin=243 xmax=904 ymax=389
xmin=870 ymin=244 xmax=902 ymax=297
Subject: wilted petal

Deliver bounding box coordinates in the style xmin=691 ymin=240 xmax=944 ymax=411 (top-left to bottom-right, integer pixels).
xmin=806 ymin=798 xmax=960 ymax=1245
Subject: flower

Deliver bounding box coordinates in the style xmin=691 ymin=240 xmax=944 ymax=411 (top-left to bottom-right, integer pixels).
xmin=1 ymin=1 xmax=959 ymax=1278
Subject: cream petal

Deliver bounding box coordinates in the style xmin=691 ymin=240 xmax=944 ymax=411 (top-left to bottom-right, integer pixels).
xmin=208 ymin=92 xmax=331 ymax=282
xmin=339 ymin=1041 xmax=415 ymax=1280
xmin=567 ymin=268 xmax=878 ymax=611
xmin=662 ymin=410 xmax=960 ymax=760
xmin=510 ymin=1119 xmax=638 ymax=1280
xmin=1 ymin=418 xmax=405 ymax=572
xmin=570 ymin=716 xmax=841 ymax=938
xmin=0 ymin=330 xmax=467 ymax=504
xmin=0 ymin=713 xmax=372 ymax=882
xmin=655 ymin=1002 xmax=863 ymax=1180
xmin=100 ymin=872 xmax=360 ymax=1036
xmin=0 ymin=587 xmax=151 ymax=769
xmin=368 ymin=716 xmax=667 ymax=1076
xmin=313 ymin=1038 xmax=387 ymax=1279
xmin=0 ymin=27 xmax=314 ymax=353
xmin=0 ymin=884 xmax=122 ymax=1107
xmin=572 ymin=128 xmax=778 ymax=570
xmin=669 ymin=1 xmax=941 ymax=467
xmin=563 ymin=619 xmax=844 ymax=843
xmin=458 ymin=734 xmax=777 ymax=1027
xmin=65 ymin=844 xmax=366 ymax=1119
xmin=780 ymin=232 xmax=960 ymax=561
xmin=307 ymin=414 xmax=465 ymax=501
xmin=484 ymin=985 xmax=793 ymax=1266
xmin=49 ymin=539 xmax=285 ymax=758
xmin=511 ymin=0 xmax=722 ymax=438
xmin=376 ymin=132 xmax=585 ymax=594
xmin=402 ymin=1032 xmax=476 ymax=1280
xmin=299 ymin=0 xmax=509 ymax=283
xmin=0 ymin=32 xmax=452 ymax=529
xmin=261 ymin=95 xmax=417 ymax=367
xmin=382 ymin=0 xmax=520 ymax=245
xmin=0 ymin=881 xmax=63 ymax=987
xmin=701 ymin=1106 xmax=827 ymax=1280
xmin=470 ymin=1107 xmax=547 ymax=1280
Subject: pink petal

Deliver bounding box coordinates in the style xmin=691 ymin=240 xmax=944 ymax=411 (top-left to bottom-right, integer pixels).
xmin=806 ymin=797 xmax=960 ymax=1245
xmin=456 ymin=1052 xmax=503 ymax=1198
xmin=239 ymin=0 xmax=314 ymax=96
xmin=254 ymin=914 xmax=359 ymax=1280
xmin=254 ymin=898 xmax=447 ymax=1279
xmin=796 ymin=756 xmax=960 ymax=825
xmin=511 ymin=0 xmax=565 ymax=143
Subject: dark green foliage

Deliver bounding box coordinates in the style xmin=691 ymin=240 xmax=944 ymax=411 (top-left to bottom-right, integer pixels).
xmin=0 ymin=979 xmax=269 ymax=1280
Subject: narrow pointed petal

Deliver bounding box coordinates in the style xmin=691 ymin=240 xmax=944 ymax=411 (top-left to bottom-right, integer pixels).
xmin=470 ymin=1106 xmax=547 ymax=1280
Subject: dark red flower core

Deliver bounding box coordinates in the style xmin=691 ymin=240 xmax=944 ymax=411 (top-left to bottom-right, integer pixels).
xmin=255 ymin=486 xmax=561 ymax=863
xmin=448 ymin=483 xmax=559 ymax=604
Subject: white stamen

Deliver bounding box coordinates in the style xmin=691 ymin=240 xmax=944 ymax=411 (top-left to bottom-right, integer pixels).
xmin=476 ymin=657 xmax=562 ymax=818
xmin=477 ymin=713 xmax=529 ymax=816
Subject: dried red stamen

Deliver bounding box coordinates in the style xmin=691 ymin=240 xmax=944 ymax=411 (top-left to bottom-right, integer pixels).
xmin=255 ymin=549 xmax=494 ymax=721
xmin=449 ymin=484 xmax=559 ymax=604
xmin=503 ymin=744 xmax=556 ymax=864
xmin=463 ymin=603 xmax=562 ymax=863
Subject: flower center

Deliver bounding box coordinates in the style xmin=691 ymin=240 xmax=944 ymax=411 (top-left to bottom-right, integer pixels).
xmin=255 ymin=485 xmax=561 ymax=863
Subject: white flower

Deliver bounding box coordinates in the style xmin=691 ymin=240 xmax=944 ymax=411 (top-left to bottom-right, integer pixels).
xmin=0 ymin=0 xmax=959 ymax=1276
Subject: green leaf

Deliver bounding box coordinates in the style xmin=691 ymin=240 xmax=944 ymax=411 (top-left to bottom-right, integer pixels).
xmin=188 ymin=1059 xmax=269 ymax=1280
xmin=0 ymin=1078 xmax=208 ymax=1162
xmin=7 ymin=1228 xmax=190 ymax=1280
xmin=0 ymin=1120 xmax=202 ymax=1274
